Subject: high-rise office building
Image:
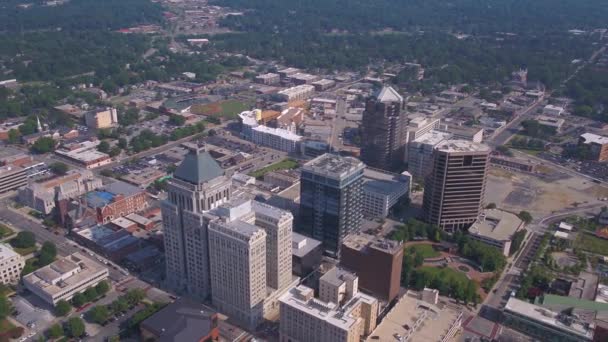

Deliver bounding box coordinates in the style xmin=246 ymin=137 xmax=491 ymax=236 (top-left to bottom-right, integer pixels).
xmin=422 ymin=140 xmax=490 ymax=232
xmin=208 ymin=199 xmax=295 ymax=329
xmin=162 ymin=146 xmax=232 ymax=299
xmin=360 ymin=86 xmax=407 ymax=171
xmin=299 ymin=154 xmax=365 ymax=257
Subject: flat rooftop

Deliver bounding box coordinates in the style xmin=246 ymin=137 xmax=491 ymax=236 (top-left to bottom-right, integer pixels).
xmin=435 ymin=139 xmax=490 ymax=154
xmin=23 ymin=253 xmax=108 ymax=296
xmin=581 ymin=132 xmax=608 ymax=145
xmin=292 ymin=232 xmax=322 ymax=258
xmin=0 ymin=243 xmax=20 ymax=260
xmin=367 ymin=292 xmax=462 ymax=342
xmin=321 ymin=267 xmax=357 ymax=287
xmin=505 ymin=297 xmax=594 ymax=339
xmin=342 ymin=233 xmax=402 ymax=255
xmin=413 ymin=130 xmax=452 ymax=146
xmin=303 ymin=154 xmax=365 ymax=179
xmin=468 ymin=209 xmax=523 ymax=241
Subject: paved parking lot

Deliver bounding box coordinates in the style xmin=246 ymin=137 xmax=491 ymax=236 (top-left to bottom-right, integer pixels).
xmin=11 ymin=295 xmax=54 ymax=335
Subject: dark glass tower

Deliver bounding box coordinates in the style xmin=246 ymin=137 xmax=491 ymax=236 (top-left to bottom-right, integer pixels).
xmin=299 ymin=154 xmax=365 ymax=257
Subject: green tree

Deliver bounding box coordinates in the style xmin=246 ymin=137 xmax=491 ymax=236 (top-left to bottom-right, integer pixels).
xmin=84 ymin=287 xmax=98 ymax=302
xmin=0 ymin=294 xmax=11 ymax=319
xmin=49 ymin=162 xmax=69 ymax=175
xmin=95 ymin=280 xmax=110 ymax=296
xmin=109 ymin=146 xmax=122 ymax=157
xmin=12 ymin=231 xmax=36 ymax=248
xmin=97 ymin=141 xmax=110 ymax=153
xmin=67 ymin=317 xmax=85 ymax=338
xmin=518 ymin=211 xmax=533 ymax=224
xmin=110 ymin=297 xmax=129 ymax=314
xmin=7 ymin=129 xmax=20 ymax=144
xmin=55 ymin=299 xmax=72 ymax=316
xmin=117 ymin=137 xmax=128 ymax=149
xmin=72 ymin=292 xmax=87 ymax=307
xmin=39 ymin=241 xmax=57 ymax=266
xmin=31 ymin=137 xmax=56 ymax=154
xmin=47 ymin=323 xmax=63 ymax=338
xmin=125 ymin=288 xmax=145 ymax=305
xmin=89 ymin=305 xmax=110 ymax=324
xmin=168 ymin=114 xmax=186 ymax=126
xmin=414 ymin=252 xmax=425 ymax=268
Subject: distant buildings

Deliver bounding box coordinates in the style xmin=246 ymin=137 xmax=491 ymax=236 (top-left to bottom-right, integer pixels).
xmin=361 ymin=168 xmax=411 ymax=218
xmin=255 ymin=73 xmax=280 ymax=85
xmin=279 ymin=268 xmax=378 ymax=342
xmin=23 ymin=252 xmax=109 ymax=305
xmin=407 ymin=130 xmax=452 ymax=180
xmin=18 ymin=169 xmax=102 ymax=215
xmin=277 ymin=85 xmax=315 ymax=102
xmin=468 ymin=209 xmax=525 ymax=256
xmin=536 ymin=115 xmax=565 ymax=132
xmin=579 ymin=133 xmax=608 ymax=162
xmin=489 ymin=155 xmax=536 ymax=173
xmin=54 ymin=140 xmax=112 ymax=169
xmin=0 ymin=164 xmax=27 ymax=194
xmin=422 ymin=140 xmax=490 ymax=232
xmin=440 ymin=124 xmax=484 ymax=143
xmin=503 ymin=297 xmax=595 ymax=342
xmin=84 ymin=107 xmax=118 ymax=129
xmin=543 ymin=104 xmax=565 ymax=116
xmin=239 ymin=110 xmax=302 ymax=153
xmin=140 ymin=298 xmax=219 ymax=342
xmin=0 ymin=244 xmax=25 ymax=284
xmin=312 ymin=79 xmax=336 ymax=91
xmin=341 ymin=233 xmax=403 ymax=302
xmin=361 ymin=86 xmax=407 ymax=171
xmin=299 ymin=154 xmax=365 ymax=257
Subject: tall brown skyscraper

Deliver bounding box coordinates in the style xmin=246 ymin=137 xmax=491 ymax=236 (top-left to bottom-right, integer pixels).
xmin=361 ymin=86 xmax=407 ymax=171
xmin=422 ymin=140 xmax=490 ymax=232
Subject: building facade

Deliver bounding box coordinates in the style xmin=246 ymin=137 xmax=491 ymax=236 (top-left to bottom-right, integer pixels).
xmin=0 ymin=165 xmax=27 ymax=194
xmin=279 ymin=268 xmax=378 ymax=342
xmin=84 ymin=107 xmax=118 ymax=129
xmin=407 ymin=130 xmax=452 ymax=180
xmin=0 ymin=244 xmax=25 ymax=284
xmin=340 ymin=234 xmax=403 ymax=302
xmin=468 ymin=209 xmax=525 ymax=257
xmin=299 ymin=154 xmax=365 ymax=257
xmin=579 ymin=133 xmax=608 ymax=162
xmin=422 ymin=140 xmax=490 ymax=232
xmin=360 ymin=86 xmax=407 ymax=171
xmin=361 ymin=168 xmax=411 ymax=219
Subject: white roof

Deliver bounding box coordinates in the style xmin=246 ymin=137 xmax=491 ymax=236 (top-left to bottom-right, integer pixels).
xmin=252 ymin=125 xmax=302 ymax=142
xmin=580 ymin=132 xmax=608 ymax=145
xmin=558 ymin=222 xmax=574 ymax=231
xmin=544 ymin=104 xmax=564 ymax=111
xmin=376 ymin=86 xmax=403 ymax=103
xmin=554 ymin=231 xmax=570 ymax=239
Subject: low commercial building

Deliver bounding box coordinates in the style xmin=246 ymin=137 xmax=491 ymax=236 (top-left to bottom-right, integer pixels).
xmin=84 ymin=107 xmax=118 ymax=129
xmin=289 ymin=73 xmax=319 ymax=85
xmin=0 ymin=164 xmax=27 ymax=193
xmin=489 ymin=155 xmax=536 ymax=172
xmin=120 ymin=167 xmax=167 ymax=188
xmin=536 ymin=115 xmax=565 ymax=132
xmin=264 ymin=170 xmax=300 ymax=189
xmin=503 ymin=297 xmax=595 ymax=342
xmin=18 ymin=170 xmax=102 ymax=214
xmin=255 ymin=73 xmax=280 ymax=85
xmin=0 ymin=244 xmax=25 ymax=284
xmin=362 ymin=168 xmax=411 ymax=218
xmin=72 ymin=225 xmax=141 ymax=262
xmin=543 ymin=104 xmax=565 ymax=116
xmin=291 ymin=232 xmax=322 ymax=277
xmin=441 ymin=125 xmax=484 ymax=143
xmin=366 ymin=291 xmax=463 ymax=342
xmin=277 ymin=85 xmax=315 ymax=102
xmin=54 ymin=140 xmax=112 ymax=169
xmin=239 ymin=110 xmax=302 ymax=153
xmin=23 ymin=252 xmax=109 ymax=305
xmin=85 ymin=181 xmax=149 ymax=224
xmin=279 ymin=268 xmax=378 ymax=342
xmin=341 ymin=233 xmax=403 ymax=302
xmin=579 ymin=133 xmax=608 ymax=162
xmin=278 ymin=68 xmax=300 ymax=78
xmin=140 ymin=298 xmax=219 ymax=342
xmin=468 ymin=209 xmax=525 ymax=256
xmin=312 ymin=79 xmax=336 ymax=91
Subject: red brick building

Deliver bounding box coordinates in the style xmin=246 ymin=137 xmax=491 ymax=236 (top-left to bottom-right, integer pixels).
xmin=85 ymin=181 xmax=148 ymax=224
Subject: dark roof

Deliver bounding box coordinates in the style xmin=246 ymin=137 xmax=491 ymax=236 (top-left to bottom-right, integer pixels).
xmin=173 ymin=148 xmax=224 ymax=184
xmin=140 ymin=298 xmax=217 ymax=342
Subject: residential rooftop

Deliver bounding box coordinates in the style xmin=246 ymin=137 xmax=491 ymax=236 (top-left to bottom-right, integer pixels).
xmin=468 ymin=209 xmax=524 ymax=241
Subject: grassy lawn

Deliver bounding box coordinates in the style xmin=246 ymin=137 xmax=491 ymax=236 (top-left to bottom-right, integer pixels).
xmin=417 ymin=266 xmax=471 ymax=283
xmin=191 ymin=99 xmax=252 ymax=120
xmin=575 ymin=233 xmax=608 ymax=256
xmin=0 ymin=224 xmax=14 ymax=239
xmin=249 ymin=159 xmax=299 ymax=179
xmin=405 ymin=244 xmax=440 ymax=259
xmin=11 ymin=245 xmax=37 ymax=256
xmin=0 ymin=319 xmax=15 ymax=334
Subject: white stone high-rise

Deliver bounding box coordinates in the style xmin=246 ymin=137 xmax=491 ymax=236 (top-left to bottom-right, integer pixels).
xmin=162 ymin=146 xmax=296 ymax=329
xmin=162 ymin=146 xmax=231 ymax=300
